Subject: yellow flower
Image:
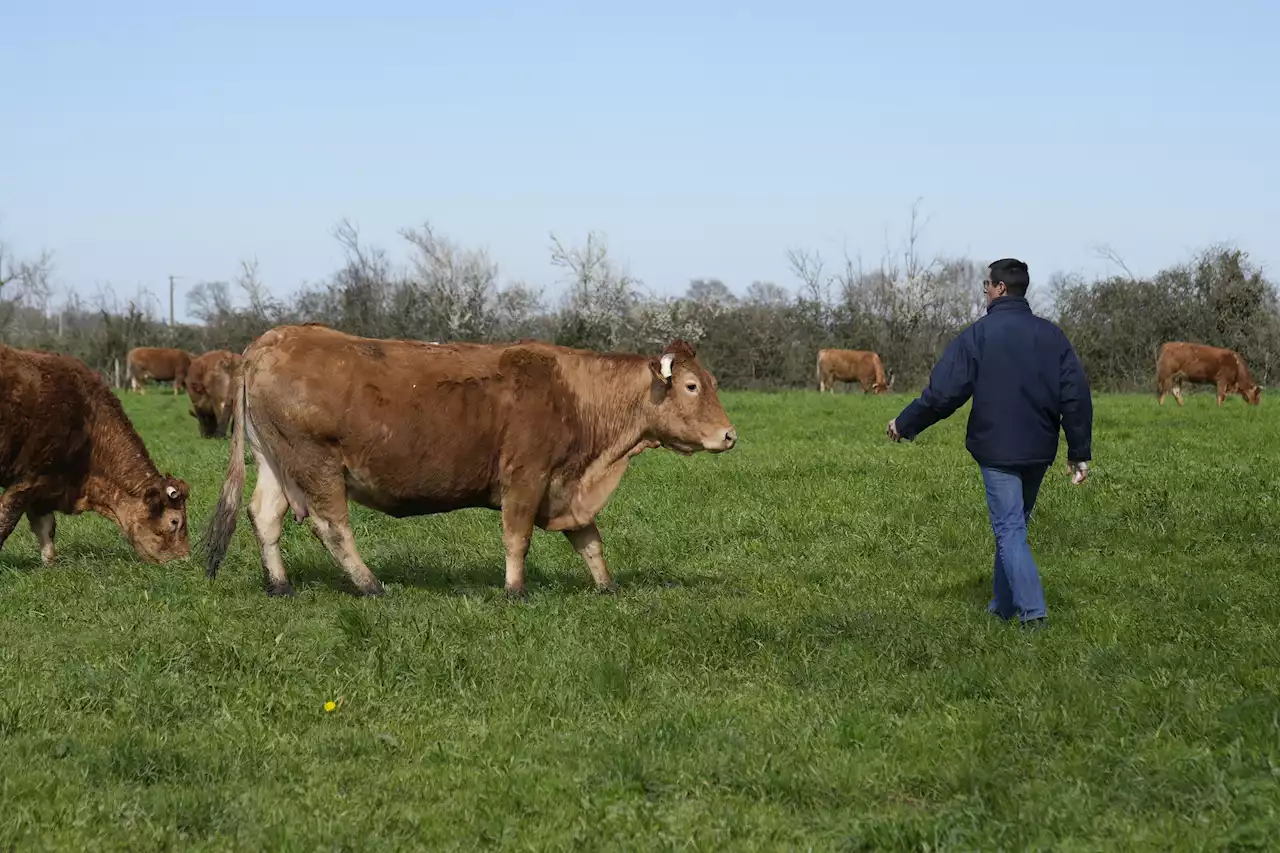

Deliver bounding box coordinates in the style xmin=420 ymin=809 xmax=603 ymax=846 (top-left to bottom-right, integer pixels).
xmin=324 ymin=700 xmax=336 ymax=713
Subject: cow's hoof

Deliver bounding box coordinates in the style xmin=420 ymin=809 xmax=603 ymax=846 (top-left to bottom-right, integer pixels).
xmin=596 ymin=582 xmax=620 ymax=595
xmin=267 ymin=582 xmax=295 ymax=598
xmin=358 ymin=582 xmax=386 ymax=598
xmin=504 ymin=586 xmax=529 ymax=602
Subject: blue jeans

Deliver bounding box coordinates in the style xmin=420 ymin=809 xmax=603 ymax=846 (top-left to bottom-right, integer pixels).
xmin=980 ymin=464 xmax=1049 ymax=622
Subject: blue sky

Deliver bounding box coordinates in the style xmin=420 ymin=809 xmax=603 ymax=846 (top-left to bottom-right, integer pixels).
xmin=5 ymin=0 xmax=1278 ymax=321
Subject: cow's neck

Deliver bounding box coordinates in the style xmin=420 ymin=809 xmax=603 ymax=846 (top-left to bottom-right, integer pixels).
xmin=76 ymin=398 xmax=160 ymax=523
xmin=564 ymin=355 xmax=655 ymax=463
xmin=545 ymin=355 xmax=657 ymax=529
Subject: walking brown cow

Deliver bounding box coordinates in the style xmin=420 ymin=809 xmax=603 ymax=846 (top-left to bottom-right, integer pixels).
xmin=0 ymin=345 xmax=191 ymax=565
xmin=186 ymin=350 xmax=243 ymax=438
xmin=1156 ymin=341 xmax=1262 ymax=407
xmin=204 ymin=324 xmax=738 ymax=598
xmin=816 ymin=348 xmax=892 ymax=394
xmin=127 ymin=346 xmax=193 ymax=395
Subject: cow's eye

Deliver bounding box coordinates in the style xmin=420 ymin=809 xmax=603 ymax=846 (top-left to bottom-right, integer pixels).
xmin=686 ymin=382 xmax=698 ymax=393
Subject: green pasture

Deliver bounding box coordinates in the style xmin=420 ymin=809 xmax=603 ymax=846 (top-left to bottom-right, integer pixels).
xmin=1 ymin=388 xmax=1277 ymax=851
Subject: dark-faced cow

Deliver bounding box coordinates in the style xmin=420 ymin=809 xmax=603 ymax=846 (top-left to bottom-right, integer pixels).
xmin=186 ymin=350 xmax=243 ymax=438
xmin=0 ymin=345 xmax=191 ymax=564
xmin=126 ymin=346 xmax=194 ymax=395
xmin=1157 ymin=341 xmax=1262 ymax=407
xmin=816 ymin=348 xmax=892 ymax=394
xmin=204 ymin=324 xmax=737 ymax=598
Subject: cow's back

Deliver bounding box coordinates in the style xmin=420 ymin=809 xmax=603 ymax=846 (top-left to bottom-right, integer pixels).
xmin=243 ymin=326 xmax=572 ymax=512
xmin=188 ymin=350 xmax=236 ymax=401
xmin=0 ymin=347 xmax=95 ymax=496
xmin=1160 ymin=342 xmax=1238 ymax=383
xmin=820 ymin=349 xmax=880 ymax=382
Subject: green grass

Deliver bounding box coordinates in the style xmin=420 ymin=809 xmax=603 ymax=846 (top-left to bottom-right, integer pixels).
xmin=2 ymin=388 xmax=1279 ymax=851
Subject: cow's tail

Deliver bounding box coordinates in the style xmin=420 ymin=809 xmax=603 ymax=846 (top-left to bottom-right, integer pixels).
xmin=815 ymin=350 xmax=824 ymax=390
xmin=202 ymin=370 xmax=248 ymax=579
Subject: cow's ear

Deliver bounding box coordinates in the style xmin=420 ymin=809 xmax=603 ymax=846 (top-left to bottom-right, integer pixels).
xmin=649 ymin=354 xmax=674 ymax=386
xmin=142 ymin=483 xmax=168 ymax=516
xmin=163 ymin=475 xmax=189 ymax=504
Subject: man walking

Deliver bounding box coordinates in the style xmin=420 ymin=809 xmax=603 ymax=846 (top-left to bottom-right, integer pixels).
xmin=886 ymin=258 xmax=1093 ymax=629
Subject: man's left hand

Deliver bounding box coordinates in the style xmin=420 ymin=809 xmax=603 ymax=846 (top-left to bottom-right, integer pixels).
xmin=886 ymin=418 xmax=902 ymax=442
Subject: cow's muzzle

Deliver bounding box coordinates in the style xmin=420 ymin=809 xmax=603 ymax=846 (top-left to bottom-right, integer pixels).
xmin=706 ymin=427 xmax=737 ymax=453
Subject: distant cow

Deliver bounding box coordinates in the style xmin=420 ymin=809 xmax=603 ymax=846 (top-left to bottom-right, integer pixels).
xmin=0 ymin=345 xmax=191 ymax=565
xmin=186 ymin=350 xmax=243 ymax=438
xmin=816 ymin=348 xmax=892 ymax=394
xmin=1157 ymin=341 xmax=1262 ymax=407
xmin=127 ymin=346 xmax=193 ymax=395
xmin=204 ymin=324 xmax=737 ymax=598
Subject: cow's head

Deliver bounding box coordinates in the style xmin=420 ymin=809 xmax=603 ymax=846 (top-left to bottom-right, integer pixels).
xmin=647 ymin=340 xmax=737 ymax=454
xmin=1244 ymin=383 xmax=1263 ymax=405
xmin=122 ymin=475 xmax=191 ymax=563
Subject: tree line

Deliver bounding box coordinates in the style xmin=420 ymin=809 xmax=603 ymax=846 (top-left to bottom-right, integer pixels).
xmin=2 ymin=212 xmax=1276 ymax=394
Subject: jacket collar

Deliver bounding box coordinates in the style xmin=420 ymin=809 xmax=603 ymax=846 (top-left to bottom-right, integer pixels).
xmin=986 ymin=295 xmax=1031 ymax=315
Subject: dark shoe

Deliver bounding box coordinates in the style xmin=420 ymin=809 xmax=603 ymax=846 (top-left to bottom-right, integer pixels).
xmin=1020 ymin=616 xmax=1049 ymax=632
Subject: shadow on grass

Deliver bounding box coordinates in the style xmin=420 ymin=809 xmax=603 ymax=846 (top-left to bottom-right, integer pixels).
xmin=0 ymin=552 xmax=42 ymax=573
xmin=280 ymin=554 xmax=719 ymax=598
xmin=936 ymin=572 xmax=994 ymax=610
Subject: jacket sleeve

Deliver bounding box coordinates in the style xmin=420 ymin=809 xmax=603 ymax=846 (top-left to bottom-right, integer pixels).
xmin=1059 ymin=340 xmax=1093 ymax=462
xmin=895 ymin=332 xmax=977 ymax=440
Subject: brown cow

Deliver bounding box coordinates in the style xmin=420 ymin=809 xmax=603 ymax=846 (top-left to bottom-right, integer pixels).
xmin=1157 ymin=341 xmax=1262 ymax=407
xmin=816 ymin=348 xmax=892 ymax=394
xmin=0 ymin=345 xmax=191 ymax=565
xmin=186 ymin=350 xmax=243 ymax=438
xmin=126 ymin=346 xmax=193 ymax=395
xmin=204 ymin=324 xmax=737 ymax=598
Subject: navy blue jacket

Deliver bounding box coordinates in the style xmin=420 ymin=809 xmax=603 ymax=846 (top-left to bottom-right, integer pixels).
xmin=894 ymin=296 xmax=1093 ymax=467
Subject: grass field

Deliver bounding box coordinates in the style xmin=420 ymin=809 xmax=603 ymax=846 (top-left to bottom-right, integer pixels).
xmin=1 ymin=387 xmax=1278 ymax=851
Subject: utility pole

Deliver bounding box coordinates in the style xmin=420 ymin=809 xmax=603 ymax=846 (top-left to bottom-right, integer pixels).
xmin=168 ymin=274 xmax=182 ymax=327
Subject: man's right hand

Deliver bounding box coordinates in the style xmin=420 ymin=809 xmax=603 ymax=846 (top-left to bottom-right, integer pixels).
xmin=1067 ymin=460 xmax=1088 ymax=485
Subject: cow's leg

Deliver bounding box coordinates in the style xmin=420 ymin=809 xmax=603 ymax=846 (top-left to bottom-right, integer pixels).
xmin=565 ymin=522 xmax=616 ymax=593
xmin=247 ymin=453 xmax=294 ymax=596
xmin=500 ymin=500 xmax=539 ymax=599
xmin=214 ymin=404 xmax=233 ymax=439
xmin=308 ymin=511 xmax=384 ymax=597
xmin=1173 ymin=382 xmax=1184 ymax=407
xmin=27 ymin=510 xmax=56 ymax=565
xmin=192 ymin=409 xmax=213 ymax=438
xmin=0 ymin=486 xmax=35 ymax=552
xmin=1217 ymin=381 xmax=1227 ymax=406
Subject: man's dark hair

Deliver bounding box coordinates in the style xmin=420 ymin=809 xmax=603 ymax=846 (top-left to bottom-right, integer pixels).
xmin=989 ymin=258 xmax=1030 ymax=297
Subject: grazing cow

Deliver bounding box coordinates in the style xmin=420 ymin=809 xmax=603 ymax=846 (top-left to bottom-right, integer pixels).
xmin=1157 ymin=341 xmax=1262 ymax=407
xmin=126 ymin=346 xmax=193 ymax=395
xmin=204 ymin=324 xmax=737 ymax=598
xmin=186 ymin=350 xmax=243 ymax=438
xmin=0 ymin=345 xmax=191 ymax=565
xmin=816 ymin=348 xmax=892 ymax=394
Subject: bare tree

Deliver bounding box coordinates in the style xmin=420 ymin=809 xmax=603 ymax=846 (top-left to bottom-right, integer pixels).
xmin=187 ymin=280 xmax=235 ymax=324
xmin=1094 ymin=243 xmax=1138 ymax=283
xmin=399 ymin=221 xmax=500 ymax=341
xmin=0 ymin=238 xmax=54 ymax=337
xmin=786 ymin=247 xmax=831 ymax=306
xmin=549 ymin=231 xmax=638 ymax=351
